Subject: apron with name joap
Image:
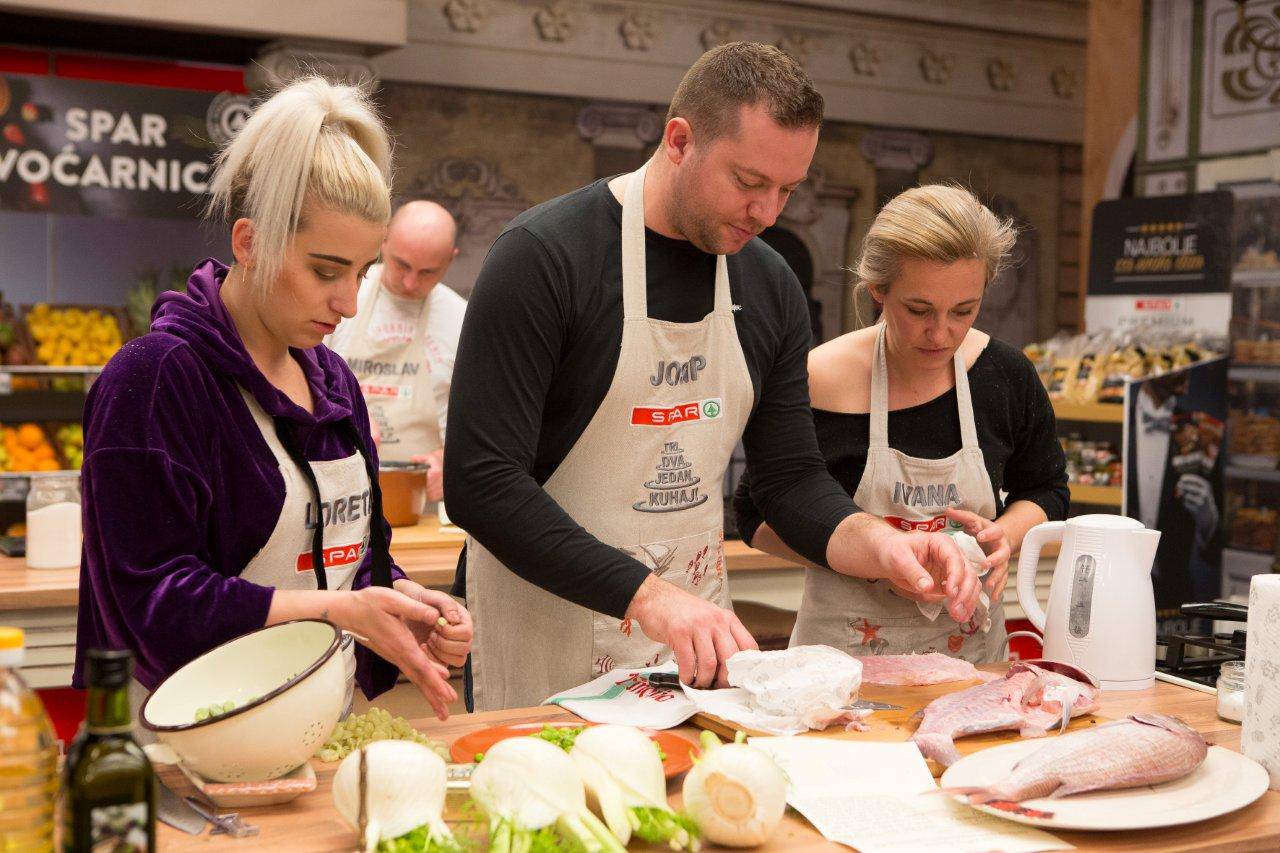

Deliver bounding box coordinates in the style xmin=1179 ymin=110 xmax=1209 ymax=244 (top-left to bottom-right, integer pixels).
xmin=465 ymin=165 xmax=754 ymax=711
xmin=791 ymin=324 xmax=1006 ymax=662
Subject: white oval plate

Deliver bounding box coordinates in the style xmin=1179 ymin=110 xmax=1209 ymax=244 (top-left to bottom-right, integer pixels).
xmin=940 ymin=742 xmax=1269 ymax=831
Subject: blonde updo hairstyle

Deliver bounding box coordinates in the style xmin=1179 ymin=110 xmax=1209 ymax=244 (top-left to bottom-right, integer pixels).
xmin=205 ymin=76 xmax=392 ymax=295
xmin=853 ymin=184 xmax=1017 ymax=324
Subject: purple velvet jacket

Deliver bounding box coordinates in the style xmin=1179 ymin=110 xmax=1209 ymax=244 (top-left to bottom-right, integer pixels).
xmin=74 ymin=258 xmax=405 ymax=697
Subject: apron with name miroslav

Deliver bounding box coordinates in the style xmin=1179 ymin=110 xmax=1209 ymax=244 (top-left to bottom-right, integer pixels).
xmin=340 ymin=274 xmax=442 ymax=463
xmin=791 ymin=324 xmax=1006 ymax=662
xmin=465 ymin=165 xmax=755 ymax=711
xmin=129 ymin=388 xmax=373 ymax=736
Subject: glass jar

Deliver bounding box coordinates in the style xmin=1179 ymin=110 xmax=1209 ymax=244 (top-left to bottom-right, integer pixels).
xmin=1217 ymin=660 xmax=1246 ymax=724
xmin=25 ymin=472 xmax=82 ymax=570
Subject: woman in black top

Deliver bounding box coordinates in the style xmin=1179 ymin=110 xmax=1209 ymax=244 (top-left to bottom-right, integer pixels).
xmin=735 ymin=184 xmax=1068 ymax=660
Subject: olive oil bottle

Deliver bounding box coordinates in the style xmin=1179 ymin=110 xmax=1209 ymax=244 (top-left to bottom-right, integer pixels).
xmin=63 ymin=649 xmax=155 ymax=852
xmin=0 ymin=627 xmax=58 ymax=852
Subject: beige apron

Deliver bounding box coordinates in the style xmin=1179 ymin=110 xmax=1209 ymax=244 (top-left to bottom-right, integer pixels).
xmin=130 ymin=389 xmax=372 ymax=736
xmin=339 ymin=275 xmax=442 ymax=463
xmin=465 ymin=165 xmax=754 ymax=711
xmin=792 ymin=324 xmax=1006 ymax=662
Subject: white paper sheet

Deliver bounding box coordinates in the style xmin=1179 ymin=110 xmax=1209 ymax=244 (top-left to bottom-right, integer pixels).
xmin=543 ymin=663 xmax=697 ymax=729
xmin=749 ymin=738 xmax=1073 ymax=853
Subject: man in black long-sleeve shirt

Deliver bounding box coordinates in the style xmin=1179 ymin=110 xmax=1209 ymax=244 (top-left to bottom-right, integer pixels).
xmin=446 ymin=43 xmax=980 ymax=710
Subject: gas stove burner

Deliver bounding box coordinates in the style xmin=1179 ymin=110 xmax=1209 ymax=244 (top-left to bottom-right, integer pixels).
xmin=1156 ymin=602 xmax=1249 ymax=686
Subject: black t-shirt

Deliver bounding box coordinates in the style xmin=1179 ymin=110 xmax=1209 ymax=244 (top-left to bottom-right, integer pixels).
xmin=734 ymin=339 xmax=1070 ymax=543
xmin=444 ymin=177 xmax=856 ymax=619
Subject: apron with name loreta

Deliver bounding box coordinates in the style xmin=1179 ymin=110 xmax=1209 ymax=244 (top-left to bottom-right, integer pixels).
xmin=130 ymin=388 xmax=392 ymax=735
xmin=465 ymin=165 xmax=755 ymax=711
xmin=339 ymin=271 xmax=442 ymax=463
xmin=791 ymin=324 xmax=1006 ymax=662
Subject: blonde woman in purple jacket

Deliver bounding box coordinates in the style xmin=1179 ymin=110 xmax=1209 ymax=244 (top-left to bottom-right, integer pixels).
xmin=75 ymin=77 xmax=472 ymax=722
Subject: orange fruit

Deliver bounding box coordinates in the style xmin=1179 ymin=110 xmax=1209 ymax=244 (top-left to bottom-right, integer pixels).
xmin=17 ymin=424 xmax=44 ymax=451
xmin=33 ymin=445 xmax=54 ymax=461
xmin=34 ymin=459 xmax=59 ymax=472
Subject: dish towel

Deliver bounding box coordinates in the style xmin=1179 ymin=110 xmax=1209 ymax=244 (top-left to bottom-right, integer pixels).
xmin=1243 ymin=574 xmax=1280 ymax=790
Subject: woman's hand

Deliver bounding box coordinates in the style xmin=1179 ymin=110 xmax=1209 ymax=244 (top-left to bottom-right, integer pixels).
xmin=944 ymin=508 xmax=1013 ymax=600
xmin=331 ymin=586 xmax=458 ymax=720
xmin=392 ymin=579 xmax=473 ymax=667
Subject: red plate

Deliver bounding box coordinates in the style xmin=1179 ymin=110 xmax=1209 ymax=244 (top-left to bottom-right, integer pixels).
xmin=450 ymin=723 xmax=699 ymax=779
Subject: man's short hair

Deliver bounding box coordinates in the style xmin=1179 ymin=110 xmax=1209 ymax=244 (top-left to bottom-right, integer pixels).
xmin=666 ymin=42 xmax=824 ymax=144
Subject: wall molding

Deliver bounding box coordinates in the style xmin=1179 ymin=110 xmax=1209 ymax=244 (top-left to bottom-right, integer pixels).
xmin=373 ymin=0 xmax=1085 ymax=143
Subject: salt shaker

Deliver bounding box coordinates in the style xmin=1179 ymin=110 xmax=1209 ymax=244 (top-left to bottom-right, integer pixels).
xmin=1217 ymin=660 xmax=1246 ymax=724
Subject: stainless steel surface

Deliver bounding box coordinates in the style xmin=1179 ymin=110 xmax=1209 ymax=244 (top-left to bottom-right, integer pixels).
xmin=845 ymin=699 xmax=904 ymax=711
xmin=184 ymin=796 xmax=260 ymax=838
xmin=156 ymin=777 xmax=207 ymax=835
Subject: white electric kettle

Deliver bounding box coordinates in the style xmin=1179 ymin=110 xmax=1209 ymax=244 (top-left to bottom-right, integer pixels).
xmin=1015 ymin=514 xmax=1161 ymax=691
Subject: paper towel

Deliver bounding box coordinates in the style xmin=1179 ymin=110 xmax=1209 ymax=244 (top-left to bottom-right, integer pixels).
xmin=916 ymin=530 xmax=992 ymax=631
xmin=1243 ymin=574 xmax=1280 ymax=790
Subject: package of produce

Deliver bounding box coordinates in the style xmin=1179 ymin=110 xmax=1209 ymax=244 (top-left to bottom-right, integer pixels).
xmin=1067 ymin=334 xmax=1114 ymax=404
xmin=1097 ymin=342 xmax=1146 ymax=404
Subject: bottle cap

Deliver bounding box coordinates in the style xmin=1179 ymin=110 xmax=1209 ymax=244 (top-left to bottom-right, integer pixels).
xmin=86 ymin=648 xmax=134 ymax=688
xmin=0 ymin=627 xmax=22 ymax=650
xmin=0 ymin=627 xmax=23 ymax=667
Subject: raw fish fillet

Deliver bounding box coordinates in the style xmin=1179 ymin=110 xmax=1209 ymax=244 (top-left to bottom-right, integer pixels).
xmin=940 ymin=713 xmax=1207 ymax=803
xmin=910 ymin=661 xmax=1101 ymax=767
xmin=856 ymin=653 xmax=996 ymax=686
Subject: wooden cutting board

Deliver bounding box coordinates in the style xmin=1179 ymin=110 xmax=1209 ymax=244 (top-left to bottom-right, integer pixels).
xmin=690 ymin=677 xmax=1105 ymax=777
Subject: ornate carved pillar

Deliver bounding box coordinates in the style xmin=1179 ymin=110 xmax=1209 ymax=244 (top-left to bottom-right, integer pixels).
xmin=852 ymin=129 xmax=935 ymax=327
xmin=576 ymin=103 xmax=665 ymax=179
xmin=774 ymin=169 xmax=860 ymax=343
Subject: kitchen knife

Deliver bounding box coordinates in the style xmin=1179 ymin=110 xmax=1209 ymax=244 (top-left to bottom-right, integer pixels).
xmin=184 ymin=797 xmax=259 ymax=838
xmin=156 ymin=777 xmax=207 ymax=835
xmin=643 ymin=672 xmax=902 ymax=710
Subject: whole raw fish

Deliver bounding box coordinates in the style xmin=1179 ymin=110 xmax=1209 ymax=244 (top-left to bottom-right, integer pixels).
xmin=910 ymin=661 xmax=1100 ymax=767
xmin=856 ymin=653 xmax=996 ymax=686
xmin=941 ymin=713 xmax=1207 ymax=803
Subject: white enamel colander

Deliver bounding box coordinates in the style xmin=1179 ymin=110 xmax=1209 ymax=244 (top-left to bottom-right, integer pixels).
xmin=140 ymin=619 xmax=346 ymax=782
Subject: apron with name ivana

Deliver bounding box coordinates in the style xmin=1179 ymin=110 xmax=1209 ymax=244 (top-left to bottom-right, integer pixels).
xmin=792 ymin=324 xmax=1006 ymax=662
xmin=465 ymin=164 xmax=754 ymax=711
xmin=340 ymin=274 xmax=442 ymax=463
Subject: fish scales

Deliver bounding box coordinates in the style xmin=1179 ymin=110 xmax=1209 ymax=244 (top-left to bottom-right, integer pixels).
xmin=941 ymin=713 xmax=1208 ymax=803
xmin=910 ymin=662 xmax=1101 ymax=767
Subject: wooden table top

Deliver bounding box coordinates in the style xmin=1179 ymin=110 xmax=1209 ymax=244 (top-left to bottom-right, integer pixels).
xmin=0 ymin=518 xmax=800 ymax=610
xmin=156 ymin=671 xmax=1278 ymax=852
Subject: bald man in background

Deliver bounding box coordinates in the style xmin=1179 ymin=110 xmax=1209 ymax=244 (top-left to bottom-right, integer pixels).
xmin=329 ymin=201 xmax=467 ymax=499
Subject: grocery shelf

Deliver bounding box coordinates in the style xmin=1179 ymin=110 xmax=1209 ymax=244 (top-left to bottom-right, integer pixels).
xmin=1228 ymin=365 xmax=1280 ymax=383
xmin=1222 ymin=547 xmax=1277 ymax=572
xmin=0 ymin=366 xmax=103 ymax=375
xmin=1232 ymin=269 xmax=1280 ymax=288
xmin=1225 ymin=464 xmax=1280 ymax=483
xmin=1068 ymin=483 xmax=1124 ymax=507
xmin=1228 ymin=454 xmax=1280 ymax=470
xmin=1051 ymin=401 xmax=1125 ymax=424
